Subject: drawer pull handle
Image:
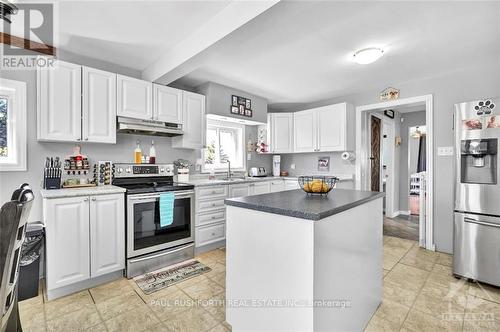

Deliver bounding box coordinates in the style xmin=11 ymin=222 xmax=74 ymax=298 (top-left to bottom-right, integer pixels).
xmin=212 ymin=203 xmax=216 ymax=207
xmin=464 ymin=217 xmax=500 ymax=228
xmin=212 ymin=191 xmax=216 ymax=194
xmin=211 ymin=216 xmax=216 ymax=219
xmin=211 ymin=232 xmax=216 ymax=236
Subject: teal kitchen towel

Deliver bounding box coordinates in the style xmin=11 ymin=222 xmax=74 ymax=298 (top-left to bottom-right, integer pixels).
xmin=159 ymin=192 xmax=175 ymax=227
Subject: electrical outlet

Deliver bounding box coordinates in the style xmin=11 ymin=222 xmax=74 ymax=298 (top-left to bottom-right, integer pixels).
xmin=437 ymin=146 xmax=454 ymax=156
xmin=291 ymin=164 xmax=296 ymax=170
xmin=247 ymin=153 xmax=251 ymax=161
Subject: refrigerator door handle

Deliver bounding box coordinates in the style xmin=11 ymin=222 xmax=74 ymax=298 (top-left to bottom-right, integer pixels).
xmin=464 ymin=217 xmax=500 ymax=229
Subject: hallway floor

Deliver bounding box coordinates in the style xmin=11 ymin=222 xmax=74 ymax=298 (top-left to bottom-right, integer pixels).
xmin=384 ymin=214 xmax=419 ymax=241
xmin=18 ymin=238 xmax=500 ymax=332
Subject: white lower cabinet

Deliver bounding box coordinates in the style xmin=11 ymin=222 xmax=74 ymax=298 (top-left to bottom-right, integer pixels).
xmin=195 ymin=223 xmax=226 ymax=248
xmin=270 ymin=180 xmax=286 ymax=192
xmin=195 ymin=185 xmax=228 ymax=250
xmin=44 ymin=193 xmax=125 ymax=296
xmin=249 ymin=182 xmax=271 ymax=195
xmin=284 ymin=179 xmax=300 ymax=190
xmin=229 ymin=183 xmax=250 ymax=198
xmin=89 ymin=194 xmax=125 ymax=277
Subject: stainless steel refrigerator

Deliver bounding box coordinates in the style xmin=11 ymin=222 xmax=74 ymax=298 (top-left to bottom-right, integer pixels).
xmin=454 ymin=97 xmax=500 ymax=286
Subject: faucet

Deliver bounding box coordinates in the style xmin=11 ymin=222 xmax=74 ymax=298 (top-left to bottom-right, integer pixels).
xmin=225 ymin=160 xmax=232 ymax=179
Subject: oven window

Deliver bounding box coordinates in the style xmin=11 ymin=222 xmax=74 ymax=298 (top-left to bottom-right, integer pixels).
xmin=132 ymin=197 xmax=191 ymax=251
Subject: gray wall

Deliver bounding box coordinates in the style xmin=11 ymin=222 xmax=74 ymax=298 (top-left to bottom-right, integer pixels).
xmin=197 ymin=82 xmax=268 ymax=124
xmin=270 ymin=60 xmax=500 ymax=254
xmin=399 ymin=111 xmax=426 ymax=212
xmin=280 ymin=152 xmax=354 ymax=178
xmin=0 ymin=55 xmax=271 ymax=225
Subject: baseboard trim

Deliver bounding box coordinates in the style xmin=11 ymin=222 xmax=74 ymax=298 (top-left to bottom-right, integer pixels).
xmin=195 ymin=240 xmax=226 ymax=255
xmin=46 ymin=270 xmax=124 ymax=301
xmin=397 ymin=210 xmax=411 ymax=216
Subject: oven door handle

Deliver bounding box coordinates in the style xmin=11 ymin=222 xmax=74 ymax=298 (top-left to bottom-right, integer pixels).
xmin=128 ymin=191 xmax=194 ymax=202
xmin=464 ymin=217 xmax=500 ymax=229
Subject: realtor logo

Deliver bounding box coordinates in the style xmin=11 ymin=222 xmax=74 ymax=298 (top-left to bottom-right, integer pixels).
xmin=1 ymin=2 xmax=56 ymax=69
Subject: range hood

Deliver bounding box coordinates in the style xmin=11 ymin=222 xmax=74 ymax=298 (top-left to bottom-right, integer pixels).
xmin=117 ymin=117 xmax=183 ymax=137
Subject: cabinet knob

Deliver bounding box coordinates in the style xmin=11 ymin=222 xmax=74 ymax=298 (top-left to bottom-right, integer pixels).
xmin=212 ymin=203 xmax=216 ymax=207
xmin=85 ymin=138 xmax=89 ymax=141
xmin=83 ymin=198 xmax=89 ymax=201
xmin=91 ymin=197 xmax=96 ymax=201
xmin=76 ymin=138 xmax=81 ymax=141
xmin=212 ymin=191 xmax=216 ymax=194
xmin=211 ymin=216 xmax=216 ymax=219
xmin=211 ymin=232 xmax=216 ymax=236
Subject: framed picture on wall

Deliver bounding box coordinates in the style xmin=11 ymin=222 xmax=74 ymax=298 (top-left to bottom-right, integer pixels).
xmin=245 ymin=99 xmax=251 ymax=109
xmin=317 ymin=156 xmax=330 ymax=172
xmin=239 ymin=105 xmax=245 ymax=115
xmin=231 ymin=106 xmax=239 ymax=114
xmin=232 ymin=95 xmax=238 ymax=107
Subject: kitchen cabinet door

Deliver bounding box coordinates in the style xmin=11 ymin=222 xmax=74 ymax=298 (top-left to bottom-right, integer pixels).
xmin=249 ymin=182 xmax=271 ymax=195
xmin=45 ymin=196 xmax=90 ymax=290
xmin=82 ymin=67 xmax=116 ymax=143
xmin=284 ymin=179 xmax=300 ymax=190
xmin=89 ymin=194 xmax=125 ymax=277
xmin=153 ymin=84 xmax=183 ymax=124
xmin=294 ymin=109 xmax=317 ymax=152
xmin=229 ymin=183 xmax=250 ymax=198
xmin=116 ymin=75 xmax=153 ymax=120
xmin=37 ymin=60 xmax=82 ymax=142
xmin=270 ymin=180 xmax=286 ymax=192
xmin=317 ymin=103 xmax=346 ymax=152
xmin=172 ymin=91 xmax=206 ymax=149
xmin=270 ymin=113 xmax=294 ymax=153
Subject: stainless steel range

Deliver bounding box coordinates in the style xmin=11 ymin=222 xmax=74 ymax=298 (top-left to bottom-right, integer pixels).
xmin=454 ymin=97 xmax=500 ymax=286
xmin=113 ymin=163 xmax=195 ymax=278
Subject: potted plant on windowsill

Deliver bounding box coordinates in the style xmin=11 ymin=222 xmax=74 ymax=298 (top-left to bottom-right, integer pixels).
xmin=174 ymin=159 xmax=192 ymax=182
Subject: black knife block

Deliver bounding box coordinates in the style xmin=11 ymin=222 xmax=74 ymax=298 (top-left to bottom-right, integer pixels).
xmin=43 ymin=169 xmax=61 ymax=190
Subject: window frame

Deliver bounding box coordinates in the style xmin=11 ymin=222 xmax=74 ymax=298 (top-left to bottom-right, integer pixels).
xmin=0 ymin=78 xmax=27 ymax=172
xmin=202 ymin=119 xmax=246 ymax=173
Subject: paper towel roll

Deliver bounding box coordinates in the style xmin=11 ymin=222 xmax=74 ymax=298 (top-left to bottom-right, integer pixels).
xmin=341 ymin=151 xmax=355 ymax=161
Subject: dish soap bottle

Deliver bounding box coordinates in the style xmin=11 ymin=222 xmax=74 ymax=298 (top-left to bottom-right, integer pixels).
xmin=149 ymin=140 xmax=156 ymax=164
xmin=134 ymin=140 xmax=142 ymax=164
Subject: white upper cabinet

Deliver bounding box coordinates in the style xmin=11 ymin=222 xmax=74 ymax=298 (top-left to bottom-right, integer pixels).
xmin=82 ymin=67 xmax=116 ymax=143
xmin=89 ymin=194 xmax=125 ymax=277
xmin=37 ymin=60 xmax=82 ymax=142
xmin=294 ymin=109 xmax=317 ymax=152
xmin=283 ymin=102 xmax=354 ymax=153
xmin=172 ymin=91 xmax=206 ymax=149
xmin=116 ymin=75 xmax=153 ymax=120
xmin=153 ymin=84 xmax=183 ymax=124
xmin=270 ymin=113 xmax=294 ymax=153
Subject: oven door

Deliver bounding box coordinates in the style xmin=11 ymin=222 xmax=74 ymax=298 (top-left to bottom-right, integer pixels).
xmin=126 ymin=190 xmax=194 ymax=258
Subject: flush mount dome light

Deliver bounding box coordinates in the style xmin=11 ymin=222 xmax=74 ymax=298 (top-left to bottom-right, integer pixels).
xmin=353 ymin=47 xmax=384 ymax=64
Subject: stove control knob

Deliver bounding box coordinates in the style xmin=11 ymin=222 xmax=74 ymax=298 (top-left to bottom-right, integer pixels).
xmin=160 ymin=168 xmax=165 ymax=173
xmin=126 ymin=167 xmax=132 ymax=173
xmin=117 ymin=167 xmax=123 ymax=174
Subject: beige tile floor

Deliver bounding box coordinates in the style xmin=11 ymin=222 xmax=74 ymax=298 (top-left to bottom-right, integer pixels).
xmin=18 ymin=237 xmax=500 ymax=332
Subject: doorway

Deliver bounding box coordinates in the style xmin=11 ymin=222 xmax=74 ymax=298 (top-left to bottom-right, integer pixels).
xmin=355 ymin=95 xmax=434 ymax=250
xmin=370 ymin=116 xmax=381 ymax=192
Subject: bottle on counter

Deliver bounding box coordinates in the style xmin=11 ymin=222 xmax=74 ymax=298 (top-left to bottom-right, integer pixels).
xmin=134 ymin=140 xmax=142 ymax=164
xmin=149 ymin=140 xmax=156 ymax=164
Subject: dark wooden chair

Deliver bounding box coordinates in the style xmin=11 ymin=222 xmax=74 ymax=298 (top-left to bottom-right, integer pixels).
xmin=0 ymin=186 xmax=34 ymax=332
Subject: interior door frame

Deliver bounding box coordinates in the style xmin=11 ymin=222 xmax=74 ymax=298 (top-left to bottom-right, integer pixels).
xmin=355 ymin=94 xmax=434 ymax=251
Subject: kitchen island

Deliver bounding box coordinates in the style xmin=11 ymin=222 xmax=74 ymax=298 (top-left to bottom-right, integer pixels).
xmin=224 ymin=188 xmax=385 ymax=332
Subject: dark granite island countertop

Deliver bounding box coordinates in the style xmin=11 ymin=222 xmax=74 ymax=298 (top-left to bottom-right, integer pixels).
xmin=224 ymin=188 xmax=385 ymax=221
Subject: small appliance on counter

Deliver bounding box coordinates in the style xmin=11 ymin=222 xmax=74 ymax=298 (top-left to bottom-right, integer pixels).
xmin=273 ymin=155 xmax=281 ymax=177
xmin=43 ymin=156 xmax=62 ymax=190
xmin=453 ymin=97 xmax=500 ymax=287
xmin=249 ymin=167 xmax=267 ymax=177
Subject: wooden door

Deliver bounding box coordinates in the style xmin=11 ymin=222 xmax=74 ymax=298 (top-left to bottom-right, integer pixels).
xmin=90 ymin=194 xmax=125 ymax=277
xmin=82 ymin=66 xmax=116 ymax=143
xmin=37 ymin=60 xmax=82 ymax=142
xmin=371 ymin=116 xmax=381 ymax=192
xmin=45 ymin=196 xmax=90 ymax=290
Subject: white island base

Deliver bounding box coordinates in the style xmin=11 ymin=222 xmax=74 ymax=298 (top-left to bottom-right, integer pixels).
xmin=226 ymin=197 xmax=383 ymax=332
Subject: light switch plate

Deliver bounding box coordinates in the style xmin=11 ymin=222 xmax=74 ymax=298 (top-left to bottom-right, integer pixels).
xmin=438 ymin=146 xmax=454 ymax=156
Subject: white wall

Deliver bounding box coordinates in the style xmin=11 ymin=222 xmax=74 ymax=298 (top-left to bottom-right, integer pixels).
xmin=270 ymin=60 xmax=500 ymax=253
xmin=0 ymin=54 xmax=271 ymax=224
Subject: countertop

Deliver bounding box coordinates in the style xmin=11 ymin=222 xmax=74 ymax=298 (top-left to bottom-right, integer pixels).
xmin=184 ymin=174 xmax=353 ymax=187
xmin=224 ymin=188 xmax=385 ymax=221
xmin=40 ymin=185 xmax=126 ymax=199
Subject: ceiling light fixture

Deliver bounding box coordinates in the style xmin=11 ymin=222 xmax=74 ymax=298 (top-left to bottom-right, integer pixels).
xmin=353 ymin=47 xmax=384 ymax=65
xmin=0 ymin=0 xmax=18 ymax=23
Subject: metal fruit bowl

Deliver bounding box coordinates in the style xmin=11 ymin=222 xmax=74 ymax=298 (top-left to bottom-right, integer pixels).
xmin=298 ymin=176 xmax=339 ymax=195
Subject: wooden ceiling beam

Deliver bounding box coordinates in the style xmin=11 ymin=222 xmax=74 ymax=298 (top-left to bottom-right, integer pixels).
xmin=0 ymin=32 xmax=56 ymax=56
